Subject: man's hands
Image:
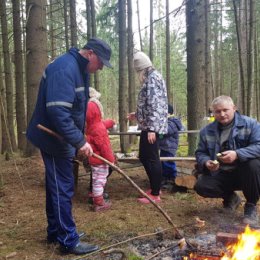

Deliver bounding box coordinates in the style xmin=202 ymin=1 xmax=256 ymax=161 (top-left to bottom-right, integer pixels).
xmin=205 ymin=150 xmax=238 ymax=172
xmin=205 ymin=160 xmax=220 ymax=171
xmin=217 ymin=150 xmax=238 ymax=163
xmin=79 ymin=142 xmax=93 ymax=157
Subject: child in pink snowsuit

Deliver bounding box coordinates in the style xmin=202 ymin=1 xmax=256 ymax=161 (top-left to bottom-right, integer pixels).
xmin=85 ymin=87 xmax=115 ymax=211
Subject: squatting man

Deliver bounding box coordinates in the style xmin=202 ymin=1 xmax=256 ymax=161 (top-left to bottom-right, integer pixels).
xmin=194 ymin=95 xmax=260 ymax=226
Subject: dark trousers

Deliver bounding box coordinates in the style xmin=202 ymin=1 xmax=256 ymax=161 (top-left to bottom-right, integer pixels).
xmin=139 ymin=131 xmax=162 ymax=196
xmin=41 ymin=151 xmax=79 ymax=248
xmin=194 ymin=158 xmax=260 ymax=205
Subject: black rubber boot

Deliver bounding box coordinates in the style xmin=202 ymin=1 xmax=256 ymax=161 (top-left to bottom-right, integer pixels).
xmin=243 ymin=202 xmax=259 ymax=226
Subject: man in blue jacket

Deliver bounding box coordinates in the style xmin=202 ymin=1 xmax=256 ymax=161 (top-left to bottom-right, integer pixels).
xmin=26 ymin=38 xmax=112 ymax=255
xmin=194 ymin=95 xmax=260 ymax=226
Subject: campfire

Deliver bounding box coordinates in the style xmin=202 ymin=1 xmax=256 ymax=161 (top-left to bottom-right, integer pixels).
xmin=184 ymin=226 xmax=260 ymax=260
xmin=128 ymin=225 xmax=260 ymax=260
xmin=221 ymin=226 xmax=260 ymax=260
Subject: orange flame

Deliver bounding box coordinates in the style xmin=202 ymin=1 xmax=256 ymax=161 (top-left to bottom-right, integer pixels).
xmin=186 ymin=226 xmax=260 ymax=260
xmin=221 ymin=226 xmax=260 ymax=260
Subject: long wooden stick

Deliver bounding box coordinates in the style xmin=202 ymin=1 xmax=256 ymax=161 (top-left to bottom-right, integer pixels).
xmin=36 ymin=124 xmax=183 ymax=237
xmin=92 ymin=153 xmax=176 ymax=225
xmin=37 ymin=124 xmax=63 ymax=141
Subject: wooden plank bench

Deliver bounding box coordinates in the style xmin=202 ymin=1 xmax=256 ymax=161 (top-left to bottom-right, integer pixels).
xmin=109 ymin=130 xmax=200 ymax=136
xmin=117 ymin=156 xmax=196 ymax=163
xmin=73 ymin=157 xmax=197 ymax=190
xmin=117 ymin=157 xmax=197 ymax=189
xmin=74 ymin=129 xmax=199 ymax=189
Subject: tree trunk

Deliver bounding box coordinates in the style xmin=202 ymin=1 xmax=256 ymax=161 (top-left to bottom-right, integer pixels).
xmin=85 ymin=0 xmax=93 ymax=87
xmin=0 ymin=98 xmax=2 ymax=154
xmin=219 ymin=0 xmax=224 ymax=94
xmin=204 ymin=0 xmax=212 ymax=112
xmin=90 ymin=0 xmax=96 ymax=36
xmin=90 ymin=0 xmax=100 ymax=91
xmin=239 ymin=0 xmax=248 ymax=113
xmin=255 ymin=24 xmax=259 ymax=120
xmin=70 ymin=0 xmax=77 ymax=47
xmin=63 ymin=0 xmax=69 ymax=51
xmin=212 ymin=0 xmax=219 ymax=97
xmin=12 ymin=0 xmax=27 ymax=151
xmin=0 ymin=51 xmax=5 ymax=154
xmin=25 ymin=0 xmax=48 ymax=156
xmin=233 ymin=0 xmax=246 ymax=114
xmin=136 ymin=0 xmax=143 ymax=51
xmin=49 ymin=0 xmax=56 ymax=59
xmin=247 ymin=0 xmax=255 ymax=116
xmin=230 ymin=36 xmax=239 ymax=104
xmin=86 ymin=0 xmax=92 ymax=39
xmin=186 ymin=0 xmax=206 ymax=155
xmin=127 ymin=0 xmax=135 ymax=114
xmin=118 ymin=0 xmax=129 ymax=152
xmin=127 ymin=0 xmax=136 ymax=145
xmin=0 ymin=0 xmax=17 ymax=152
xmin=149 ymin=0 xmax=154 ymax=61
xmin=165 ymin=0 xmax=172 ymax=104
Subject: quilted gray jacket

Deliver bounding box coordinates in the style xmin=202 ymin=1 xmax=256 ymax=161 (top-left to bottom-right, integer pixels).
xmin=136 ymin=69 xmax=168 ymax=134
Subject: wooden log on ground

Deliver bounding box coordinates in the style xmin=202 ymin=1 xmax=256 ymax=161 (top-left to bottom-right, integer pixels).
xmin=216 ymin=232 xmax=238 ymax=246
xmin=189 ymin=254 xmax=222 ymax=260
xmin=175 ymin=175 xmax=197 ymax=189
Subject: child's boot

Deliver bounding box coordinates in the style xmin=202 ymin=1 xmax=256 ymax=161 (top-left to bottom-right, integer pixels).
xmin=93 ymin=196 xmax=111 ymax=212
xmin=88 ymin=191 xmax=93 ymax=204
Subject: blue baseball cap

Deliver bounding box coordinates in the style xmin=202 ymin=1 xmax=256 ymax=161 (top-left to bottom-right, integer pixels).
xmin=83 ymin=37 xmax=112 ymax=68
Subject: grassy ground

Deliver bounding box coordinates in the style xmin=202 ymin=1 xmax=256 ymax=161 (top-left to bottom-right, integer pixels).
xmin=0 ymin=152 xmax=247 ymax=260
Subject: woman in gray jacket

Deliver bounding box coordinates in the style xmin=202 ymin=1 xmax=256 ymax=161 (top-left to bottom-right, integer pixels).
xmin=128 ymin=51 xmax=168 ymax=204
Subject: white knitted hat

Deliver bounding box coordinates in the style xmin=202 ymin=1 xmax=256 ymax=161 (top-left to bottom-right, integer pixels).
xmin=89 ymin=87 xmax=101 ymax=99
xmin=133 ymin=51 xmax=152 ymax=71
xmin=88 ymin=87 xmax=104 ymax=117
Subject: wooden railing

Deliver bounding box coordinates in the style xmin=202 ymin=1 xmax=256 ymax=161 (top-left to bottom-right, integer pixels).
xmin=109 ymin=130 xmax=200 ymax=136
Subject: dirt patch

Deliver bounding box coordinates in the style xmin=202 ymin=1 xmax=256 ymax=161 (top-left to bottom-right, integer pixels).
xmin=0 ymin=155 xmax=246 ymax=260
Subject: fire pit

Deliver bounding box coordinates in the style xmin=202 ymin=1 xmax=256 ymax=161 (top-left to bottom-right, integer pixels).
xmin=182 ymin=225 xmax=260 ymax=260
xmin=129 ymin=225 xmax=260 ymax=260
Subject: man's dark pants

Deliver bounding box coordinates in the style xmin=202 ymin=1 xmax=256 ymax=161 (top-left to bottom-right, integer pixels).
xmin=194 ymin=158 xmax=260 ymax=205
xmin=41 ymin=151 xmax=79 ymax=248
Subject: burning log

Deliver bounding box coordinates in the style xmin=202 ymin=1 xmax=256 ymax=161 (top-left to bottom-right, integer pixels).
xmin=216 ymin=232 xmax=238 ymax=246
xmin=187 ymin=249 xmax=225 ymax=260
xmin=188 ymin=255 xmax=221 ymax=260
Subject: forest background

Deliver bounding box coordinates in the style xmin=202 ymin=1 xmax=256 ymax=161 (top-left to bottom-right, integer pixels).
xmin=0 ymin=0 xmax=259 ymax=157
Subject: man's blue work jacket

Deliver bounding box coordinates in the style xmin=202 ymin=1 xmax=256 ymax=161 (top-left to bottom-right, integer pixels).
xmin=196 ymin=112 xmax=260 ymax=173
xmin=26 ymin=48 xmax=89 ymax=157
